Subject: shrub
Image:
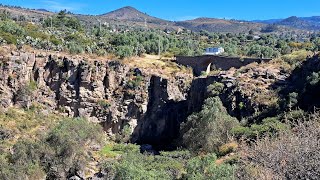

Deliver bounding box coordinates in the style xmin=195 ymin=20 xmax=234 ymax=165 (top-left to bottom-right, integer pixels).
xmin=282 ymin=109 xmax=306 ymax=123
xmin=15 ymin=81 xmax=37 ymax=108
xmin=237 ymin=115 xmax=320 ymax=179
xmin=49 ymin=35 xmax=62 ymax=46
xmin=45 ymin=118 xmax=104 ymax=177
xmin=286 ymin=92 xmax=299 ymax=110
xmin=184 ymin=153 xmax=236 ymax=180
xmin=181 ymin=97 xmax=239 ymax=153
xmin=127 ymin=75 xmax=143 ymax=89
xmin=307 ymin=71 xmax=320 ymax=86
xmin=0 ymin=31 xmax=18 ymax=44
xmin=116 ymin=45 xmax=134 ymax=59
xmin=10 ymin=140 xmax=47 ymax=178
xmin=160 ymin=150 xmax=191 ymax=160
xmin=104 ymin=151 xmax=185 ymax=180
xmin=232 ymin=117 xmax=289 ymax=139
xmin=97 ymin=99 xmax=111 ymax=108
xmin=100 ymin=144 xmax=120 ymax=158
xmin=200 ymin=71 xmax=208 ymax=76
xmin=68 ymin=42 xmax=84 ymax=54
xmin=0 ymin=139 xmax=47 ymax=180
xmin=112 ymin=143 xmax=140 ymax=154
xmin=207 ymin=82 xmax=224 ymax=96
xmin=115 ymin=125 xmax=132 ymax=143
xmin=218 ymin=142 xmax=239 ymax=156
xmin=0 ymin=20 xmax=25 ymax=36
xmin=282 ymin=50 xmax=311 ymax=66
xmin=43 ymin=11 xmax=82 ymax=30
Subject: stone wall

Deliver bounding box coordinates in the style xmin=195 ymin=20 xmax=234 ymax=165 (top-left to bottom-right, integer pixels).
xmin=176 ymin=55 xmax=272 ymax=76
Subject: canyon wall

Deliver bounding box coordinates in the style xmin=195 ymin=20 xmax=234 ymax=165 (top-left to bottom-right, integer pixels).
xmin=0 ymin=50 xmax=279 ymax=147
xmin=0 ymin=51 xmax=191 ymax=145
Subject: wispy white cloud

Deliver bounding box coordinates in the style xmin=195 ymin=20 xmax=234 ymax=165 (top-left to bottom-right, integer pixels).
xmin=43 ymin=0 xmax=86 ymax=12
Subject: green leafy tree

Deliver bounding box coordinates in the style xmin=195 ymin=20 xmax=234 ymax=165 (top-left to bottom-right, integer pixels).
xmin=181 ymin=97 xmax=239 ymax=153
xmin=116 ymin=45 xmax=134 ymax=59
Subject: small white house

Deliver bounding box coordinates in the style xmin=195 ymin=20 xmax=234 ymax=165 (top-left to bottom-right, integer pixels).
xmin=204 ymin=47 xmax=224 ymax=55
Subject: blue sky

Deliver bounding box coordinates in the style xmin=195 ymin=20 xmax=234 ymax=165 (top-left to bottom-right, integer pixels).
xmin=1 ymin=0 xmax=320 ymax=21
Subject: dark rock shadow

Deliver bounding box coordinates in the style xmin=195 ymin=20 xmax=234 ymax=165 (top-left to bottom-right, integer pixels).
xmin=131 ymin=76 xmax=188 ymax=150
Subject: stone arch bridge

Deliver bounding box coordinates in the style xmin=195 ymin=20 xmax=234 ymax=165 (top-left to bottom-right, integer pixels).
xmin=176 ymin=55 xmax=272 ymax=76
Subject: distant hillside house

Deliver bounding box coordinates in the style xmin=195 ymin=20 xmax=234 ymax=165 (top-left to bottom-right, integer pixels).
xmin=204 ymin=47 xmax=224 ymax=55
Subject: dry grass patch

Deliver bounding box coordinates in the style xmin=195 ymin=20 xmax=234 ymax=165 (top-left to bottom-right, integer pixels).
xmin=0 ymin=108 xmax=63 ymax=148
xmin=122 ymin=54 xmax=192 ymax=78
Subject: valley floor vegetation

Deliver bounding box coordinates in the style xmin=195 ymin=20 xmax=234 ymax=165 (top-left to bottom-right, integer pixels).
xmin=0 ymin=10 xmax=320 ymax=60
xmin=1 ymin=82 xmax=320 ymax=179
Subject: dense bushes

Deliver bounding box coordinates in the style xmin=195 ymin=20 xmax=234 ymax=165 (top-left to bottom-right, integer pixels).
xmin=106 ymin=152 xmax=185 ymax=179
xmin=237 ymin=114 xmax=320 ymax=179
xmin=1 ymin=14 xmax=319 ymax=59
xmin=116 ymin=45 xmax=135 ymax=59
xmin=101 ymin=145 xmax=236 ymax=180
xmin=45 ymin=118 xmax=104 ymax=178
xmin=0 ymin=112 xmax=104 ymax=180
xmin=184 ymin=153 xmax=236 ymax=180
xmin=0 ymin=20 xmax=25 ymax=45
xmin=282 ymin=50 xmax=312 ymax=67
xmin=232 ymin=117 xmax=289 ymax=139
xmin=43 ymin=10 xmax=82 ymax=30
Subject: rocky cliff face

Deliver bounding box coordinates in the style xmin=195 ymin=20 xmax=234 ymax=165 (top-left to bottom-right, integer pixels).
xmin=132 ymin=76 xmax=189 ymax=146
xmin=187 ymin=62 xmax=288 ymax=123
xmin=0 ymin=51 xmax=192 ymax=145
xmin=280 ymin=54 xmax=320 ymax=111
xmin=0 ymin=50 xmax=287 ymax=147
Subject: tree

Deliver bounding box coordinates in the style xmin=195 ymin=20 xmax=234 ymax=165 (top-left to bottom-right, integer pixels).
xmin=57 ymin=10 xmax=67 ymax=19
xmin=0 ymin=10 xmax=10 ymax=20
xmin=135 ymin=43 xmax=146 ymax=56
xmin=43 ymin=10 xmax=82 ymax=30
xmin=261 ymin=24 xmax=279 ymax=33
xmin=181 ymin=97 xmax=239 ymax=153
xmin=116 ymin=45 xmax=134 ymax=59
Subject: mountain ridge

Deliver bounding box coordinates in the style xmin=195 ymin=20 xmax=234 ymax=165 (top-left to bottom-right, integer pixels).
xmin=100 ymin=6 xmax=161 ymax=22
xmin=252 ymin=16 xmax=320 ymax=30
xmin=0 ymin=4 xmax=318 ymax=32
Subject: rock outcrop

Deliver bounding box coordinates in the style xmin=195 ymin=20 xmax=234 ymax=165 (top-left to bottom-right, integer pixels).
xmin=0 ymin=51 xmax=192 ymax=145
xmin=280 ymin=54 xmax=320 ymax=111
xmin=0 ymin=49 xmax=288 ymax=147
xmin=186 ymin=62 xmax=289 ymax=123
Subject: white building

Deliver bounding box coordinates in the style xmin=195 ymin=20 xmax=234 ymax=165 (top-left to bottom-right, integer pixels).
xmin=204 ymin=47 xmax=224 ymax=55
